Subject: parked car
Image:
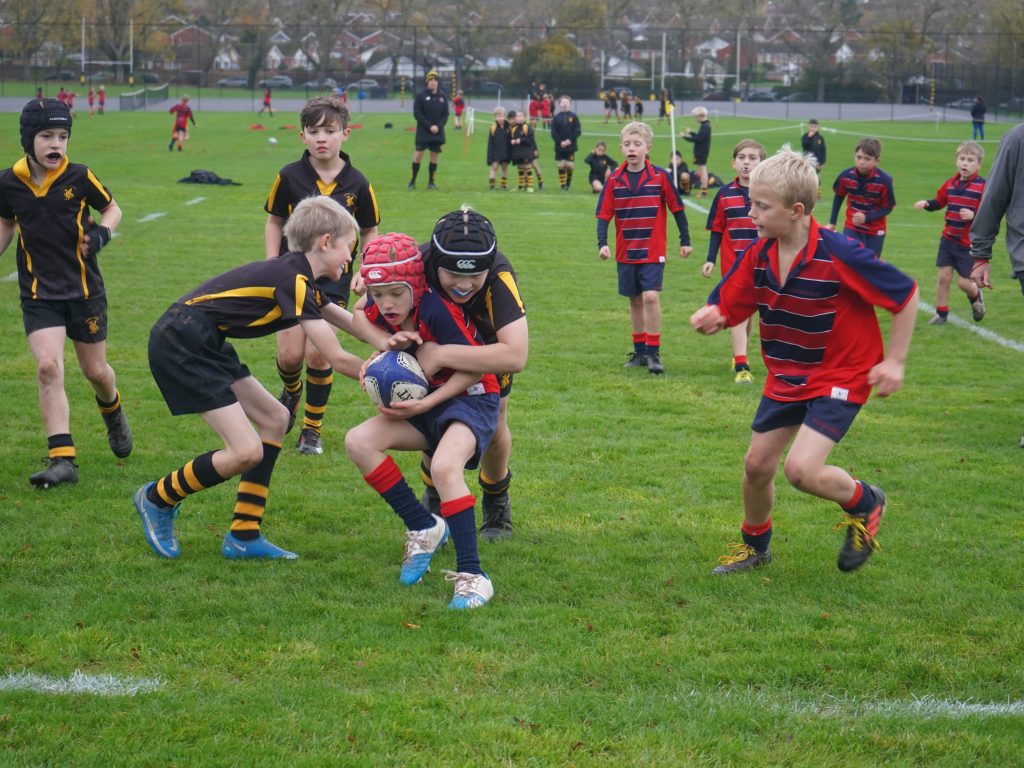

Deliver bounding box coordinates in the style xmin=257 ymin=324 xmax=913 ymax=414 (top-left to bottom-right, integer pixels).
xmin=473 ymin=80 xmax=503 ymax=95
xmin=302 ymin=77 xmax=337 ymax=89
xmin=779 ymin=92 xmax=812 ymax=103
xmin=347 ymin=79 xmax=387 ymax=98
xmin=140 ymin=72 xmax=161 ymax=84
xmin=218 ymin=76 xmax=249 ymax=88
xmin=946 ymin=97 xmax=975 ymax=110
xmin=745 ymin=90 xmax=776 ymax=102
xmin=998 ymin=97 xmax=1024 ymax=111
xmin=44 ymin=70 xmax=76 ymax=81
xmin=704 ymin=90 xmax=730 ymax=101
xmin=88 ymin=71 xmax=114 ymax=82
xmin=258 ymin=75 xmax=293 ymax=88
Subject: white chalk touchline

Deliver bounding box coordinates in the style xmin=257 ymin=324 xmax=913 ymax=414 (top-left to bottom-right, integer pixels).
xmin=138 ymin=213 xmax=166 ymax=223
xmin=670 ymin=688 xmax=1024 ymax=719
xmin=3 ymin=270 xmax=17 ymax=282
xmin=0 ymin=669 xmax=163 ymax=697
xmin=185 ymin=197 xmax=206 ymax=206
xmin=919 ymin=300 xmax=1024 ymax=353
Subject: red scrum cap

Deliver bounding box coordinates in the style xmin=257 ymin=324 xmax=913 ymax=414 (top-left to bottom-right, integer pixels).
xmin=360 ymin=233 xmax=426 ymax=304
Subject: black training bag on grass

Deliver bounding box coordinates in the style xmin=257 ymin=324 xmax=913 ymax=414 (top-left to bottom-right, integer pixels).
xmin=178 ymin=169 xmax=241 ymax=185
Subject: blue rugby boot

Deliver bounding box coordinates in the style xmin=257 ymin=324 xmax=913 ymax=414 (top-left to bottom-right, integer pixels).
xmin=399 ymin=514 xmax=448 ymax=585
xmin=446 ymin=571 xmax=494 ymax=610
xmin=222 ymin=532 xmax=298 ymax=560
xmin=134 ymin=482 xmax=180 ymax=558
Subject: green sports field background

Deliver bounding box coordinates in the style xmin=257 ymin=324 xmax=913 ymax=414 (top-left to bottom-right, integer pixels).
xmin=0 ymin=104 xmax=1021 ymax=766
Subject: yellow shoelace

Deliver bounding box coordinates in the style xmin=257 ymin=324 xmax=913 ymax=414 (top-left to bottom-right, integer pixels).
xmin=834 ymin=514 xmax=881 ymax=552
xmin=717 ymin=542 xmax=759 ymax=565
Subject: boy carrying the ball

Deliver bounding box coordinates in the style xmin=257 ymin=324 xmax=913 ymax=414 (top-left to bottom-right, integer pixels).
xmin=347 ymin=234 xmax=500 ymax=610
xmin=134 ymin=197 xmax=363 ymax=561
xmin=690 ymin=148 xmax=918 ymax=575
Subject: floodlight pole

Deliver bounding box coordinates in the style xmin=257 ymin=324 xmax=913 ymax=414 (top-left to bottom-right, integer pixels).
xmin=81 ymin=18 xmax=86 ymax=78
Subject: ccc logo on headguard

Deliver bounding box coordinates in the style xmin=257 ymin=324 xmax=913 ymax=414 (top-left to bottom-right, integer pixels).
xmin=456 ymin=259 xmax=477 ymax=271
xmin=366 ymin=269 xmax=384 ymax=280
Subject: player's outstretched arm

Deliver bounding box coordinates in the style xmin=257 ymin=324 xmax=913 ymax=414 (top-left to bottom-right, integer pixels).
xmin=690 ymin=304 xmax=726 ymax=335
xmin=300 ymin=317 xmax=362 ymax=380
xmin=868 ymin=286 xmax=919 ymax=397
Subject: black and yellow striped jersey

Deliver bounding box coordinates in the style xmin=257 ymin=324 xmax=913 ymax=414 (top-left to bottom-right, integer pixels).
xmin=0 ymin=156 xmax=114 ymax=301
xmin=264 ymin=148 xmax=379 ymax=254
xmin=179 ymin=251 xmax=328 ymax=339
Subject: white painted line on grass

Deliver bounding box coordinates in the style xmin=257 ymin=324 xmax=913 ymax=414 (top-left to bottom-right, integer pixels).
xmin=185 ymin=197 xmax=206 ymax=206
xmin=138 ymin=213 xmax=166 ymax=223
xmin=919 ymin=300 xmax=1024 ymax=353
xmin=3 ymin=271 xmax=17 ymax=282
xmin=0 ymin=669 xmax=163 ymax=696
xmin=787 ymin=694 xmax=1024 ymax=719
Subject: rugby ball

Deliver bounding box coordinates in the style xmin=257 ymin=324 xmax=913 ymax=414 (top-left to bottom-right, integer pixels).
xmin=363 ymin=350 xmax=428 ymax=408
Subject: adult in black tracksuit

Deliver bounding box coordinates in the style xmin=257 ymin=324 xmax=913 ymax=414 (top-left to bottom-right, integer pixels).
xmin=682 ymin=105 xmax=712 ymax=195
xmin=409 ymin=70 xmax=449 ymax=190
xmin=550 ymin=96 xmax=582 ymax=191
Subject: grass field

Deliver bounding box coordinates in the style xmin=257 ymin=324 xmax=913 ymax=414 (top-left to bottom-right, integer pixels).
xmin=1 ymin=104 xmax=1022 ymax=766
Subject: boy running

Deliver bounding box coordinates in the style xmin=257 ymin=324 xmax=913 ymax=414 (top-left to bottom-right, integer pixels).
xmin=913 ymin=141 xmax=986 ymax=325
xmin=0 ymin=98 xmax=130 ymax=488
xmin=691 ymin=148 xmax=918 ymax=575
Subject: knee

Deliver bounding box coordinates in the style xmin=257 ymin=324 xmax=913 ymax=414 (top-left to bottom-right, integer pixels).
xmin=343 ymin=424 xmax=369 ymax=461
xmin=642 ymin=291 xmax=660 ymax=308
xmin=782 ymin=455 xmax=812 ymax=491
xmin=264 ymin=400 xmax=289 ymax=438
xmin=234 ymin=439 xmax=264 ymax=473
xmin=743 ymin=451 xmax=777 ymax=485
xmin=36 ymin=355 xmax=63 ymax=385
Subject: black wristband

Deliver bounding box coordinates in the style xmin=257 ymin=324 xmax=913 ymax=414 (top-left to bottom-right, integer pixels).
xmin=85 ymin=224 xmax=111 ymax=255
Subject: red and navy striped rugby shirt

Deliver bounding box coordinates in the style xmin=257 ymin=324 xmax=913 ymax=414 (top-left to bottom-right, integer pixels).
xmin=596 ymin=159 xmax=688 ymax=263
xmin=706 ymin=179 xmax=757 ymax=272
xmin=830 ymin=166 xmax=896 ymax=236
xmin=922 ymin=172 xmax=986 ymax=248
xmin=365 ymin=287 xmax=499 ymax=397
xmin=708 ymin=218 xmax=917 ymax=404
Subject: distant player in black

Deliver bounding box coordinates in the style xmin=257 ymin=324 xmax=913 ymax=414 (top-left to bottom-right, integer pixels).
xmin=134 ymin=197 xmax=365 ymax=561
xmin=0 ymin=98 xmax=130 ymax=489
xmin=550 ymin=96 xmax=582 ymax=191
xmin=265 ymin=96 xmax=380 ymax=456
xmin=408 ymin=70 xmax=449 ymax=190
xmin=509 ymin=111 xmax=538 ymax=191
xmin=584 ymin=141 xmax=617 ymax=193
xmin=801 ymin=119 xmax=827 ymax=173
xmin=487 ymin=106 xmax=511 ymax=190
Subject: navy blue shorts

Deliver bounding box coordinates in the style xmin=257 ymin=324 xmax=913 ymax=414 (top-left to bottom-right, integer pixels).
xmin=409 ymin=392 xmax=500 ymax=470
xmin=843 ymin=228 xmax=886 ymax=258
xmin=22 ymin=296 xmax=108 ymax=343
xmin=617 ymin=261 xmax=664 ymax=297
xmin=752 ymin=395 xmax=862 ymax=443
xmin=935 ymin=237 xmax=973 ymax=278
xmin=148 ymin=303 xmax=251 ymax=416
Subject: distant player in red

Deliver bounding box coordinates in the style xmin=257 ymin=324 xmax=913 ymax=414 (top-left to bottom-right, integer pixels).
xmin=702 ymin=139 xmax=766 ymax=383
xmin=57 ymin=87 xmax=67 ymax=105
xmin=452 ymin=90 xmax=465 ymax=130
xmin=259 ymin=87 xmax=273 ymax=117
xmin=168 ymin=95 xmax=196 ymax=152
xmin=87 ymin=88 xmax=95 ymax=117
xmin=65 ymin=91 xmax=76 ymax=115
xmin=913 ymin=140 xmax=987 ymax=325
xmin=97 ymin=85 xmax=105 ymax=115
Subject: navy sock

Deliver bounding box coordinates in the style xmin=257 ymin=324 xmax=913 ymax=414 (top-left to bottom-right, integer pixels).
xmin=445 ymin=506 xmax=481 ymax=575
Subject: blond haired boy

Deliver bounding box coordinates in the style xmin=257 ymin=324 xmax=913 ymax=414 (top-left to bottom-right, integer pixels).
xmin=913 ymin=140 xmax=986 ymax=324
xmin=692 ymin=148 xmax=918 ymax=575
xmin=135 ymin=197 xmax=364 ymax=561
xmin=597 ymin=121 xmax=692 ymax=374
